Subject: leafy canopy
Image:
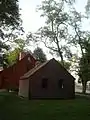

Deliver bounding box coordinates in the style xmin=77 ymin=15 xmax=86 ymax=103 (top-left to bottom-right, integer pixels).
xmin=33 ymin=47 xmax=47 ymax=63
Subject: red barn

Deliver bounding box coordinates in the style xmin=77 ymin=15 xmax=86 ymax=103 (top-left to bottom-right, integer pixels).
xmin=0 ymin=52 xmax=36 ymax=89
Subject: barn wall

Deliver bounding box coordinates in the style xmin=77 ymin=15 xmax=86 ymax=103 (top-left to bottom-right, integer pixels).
xmin=29 ymin=59 xmax=75 ymax=99
xmin=18 ymin=79 xmax=29 ymax=98
xmin=0 ymin=54 xmax=36 ymax=89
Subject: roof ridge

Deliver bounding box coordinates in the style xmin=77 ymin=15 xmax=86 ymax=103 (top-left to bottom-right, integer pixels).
xmin=20 ymin=58 xmax=75 ymax=80
xmin=20 ymin=59 xmax=53 ymax=79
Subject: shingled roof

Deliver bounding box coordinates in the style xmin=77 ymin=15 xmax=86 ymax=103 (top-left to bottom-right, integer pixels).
xmin=20 ymin=59 xmax=50 ymax=79
xmin=20 ymin=58 xmax=75 ymax=80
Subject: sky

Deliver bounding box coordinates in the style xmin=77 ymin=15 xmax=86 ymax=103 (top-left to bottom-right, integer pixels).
xmin=19 ymin=0 xmax=88 ymax=32
xmin=19 ymin=0 xmax=45 ymax=33
xmin=19 ymin=0 xmax=89 ymax=60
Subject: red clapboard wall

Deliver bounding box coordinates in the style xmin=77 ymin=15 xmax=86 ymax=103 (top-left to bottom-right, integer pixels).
xmin=0 ymin=52 xmax=36 ymax=89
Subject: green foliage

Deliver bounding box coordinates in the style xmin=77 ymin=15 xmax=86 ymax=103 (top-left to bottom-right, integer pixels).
xmin=68 ymin=8 xmax=86 ymax=50
xmin=0 ymin=0 xmax=22 ymax=41
xmin=0 ymin=41 xmax=10 ymax=67
xmin=0 ymin=0 xmax=23 ymax=62
xmin=0 ymin=41 xmax=10 ymax=52
xmin=36 ymin=0 xmax=74 ymax=66
xmin=58 ymin=61 xmax=71 ymax=70
xmin=85 ymin=0 xmax=90 ymax=15
xmin=78 ymin=57 xmax=90 ymax=82
xmin=0 ymin=0 xmax=21 ymax=31
xmin=78 ymin=41 xmax=90 ymax=93
xmin=0 ymin=54 xmax=9 ymax=68
xmin=0 ymin=38 xmax=27 ymax=67
xmin=6 ymin=48 xmax=20 ymax=66
xmin=14 ymin=38 xmax=26 ymax=50
xmin=5 ymin=38 xmax=27 ymax=66
xmin=33 ymin=47 xmax=47 ymax=63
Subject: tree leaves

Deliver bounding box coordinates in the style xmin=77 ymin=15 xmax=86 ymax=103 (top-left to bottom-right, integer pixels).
xmin=36 ymin=0 xmax=73 ymax=66
xmin=85 ymin=0 xmax=90 ymax=16
xmin=0 ymin=0 xmax=23 ymax=65
xmin=0 ymin=0 xmax=21 ymax=29
xmin=33 ymin=47 xmax=47 ymax=63
xmin=78 ymin=39 xmax=90 ymax=93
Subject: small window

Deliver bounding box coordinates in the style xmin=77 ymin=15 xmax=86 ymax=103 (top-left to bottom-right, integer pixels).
xmin=42 ymin=77 xmax=48 ymax=88
xmin=58 ymin=79 xmax=63 ymax=88
xmin=28 ymin=57 xmax=31 ymax=62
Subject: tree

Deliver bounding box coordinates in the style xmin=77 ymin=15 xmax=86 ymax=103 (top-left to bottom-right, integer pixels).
xmin=6 ymin=48 xmax=20 ymax=66
xmin=5 ymin=38 xmax=28 ymax=66
xmin=85 ymin=0 xmax=90 ymax=15
xmin=0 ymin=0 xmax=23 ymax=42
xmin=35 ymin=0 xmax=74 ymax=66
xmin=68 ymin=7 xmax=90 ymax=93
xmin=0 ymin=0 xmax=23 ymax=62
xmin=33 ymin=47 xmax=47 ymax=63
xmin=58 ymin=61 xmax=71 ymax=71
xmin=68 ymin=8 xmax=89 ymax=57
xmin=14 ymin=38 xmax=26 ymax=50
xmin=0 ymin=53 xmax=8 ymax=68
xmin=0 ymin=0 xmax=22 ymax=37
xmin=0 ymin=41 xmax=10 ymax=67
xmin=78 ymin=40 xmax=90 ymax=94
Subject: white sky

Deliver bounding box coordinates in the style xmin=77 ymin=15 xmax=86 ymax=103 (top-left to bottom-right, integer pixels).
xmin=19 ymin=0 xmax=88 ymax=32
xmin=19 ymin=0 xmax=89 ymax=60
xmin=19 ymin=0 xmax=45 ymax=33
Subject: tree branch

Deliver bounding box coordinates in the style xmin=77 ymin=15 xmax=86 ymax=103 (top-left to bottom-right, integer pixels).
xmin=42 ymin=38 xmax=58 ymax=52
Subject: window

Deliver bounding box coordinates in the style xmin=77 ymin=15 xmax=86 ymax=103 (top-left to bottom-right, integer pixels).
xmin=28 ymin=57 xmax=31 ymax=62
xmin=58 ymin=79 xmax=63 ymax=88
xmin=42 ymin=77 xmax=48 ymax=88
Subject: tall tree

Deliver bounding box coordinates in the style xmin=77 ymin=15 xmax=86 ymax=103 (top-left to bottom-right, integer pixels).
xmin=0 ymin=0 xmax=22 ymax=36
xmin=33 ymin=47 xmax=47 ymax=63
xmin=68 ymin=8 xmax=90 ymax=93
xmin=68 ymin=9 xmax=88 ymax=57
xmin=0 ymin=0 xmax=22 ymax=61
xmin=78 ymin=41 xmax=90 ymax=94
xmin=35 ymin=0 xmax=74 ymax=66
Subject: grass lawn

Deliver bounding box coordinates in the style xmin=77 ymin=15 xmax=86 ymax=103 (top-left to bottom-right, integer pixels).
xmin=0 ymin=92 xmax=90 ymax=120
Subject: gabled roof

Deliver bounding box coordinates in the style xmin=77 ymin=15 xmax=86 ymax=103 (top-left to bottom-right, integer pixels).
xmin=20 ymin=59 xmax=50 ymax=79
xmin=20 ymin=58 xmax=75 ymax=80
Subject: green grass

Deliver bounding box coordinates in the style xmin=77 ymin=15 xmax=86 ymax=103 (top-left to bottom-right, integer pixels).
xmin=0 ymin=92 xmax=90 ymax=120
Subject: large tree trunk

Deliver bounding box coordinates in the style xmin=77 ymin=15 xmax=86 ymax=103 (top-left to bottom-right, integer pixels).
xmin=82 ymin=81 xmax=87 ymax=94
xmin=59 ymin=50 xmax=64 ymax=66
xmin=51 ymin=20 xmax=64 ymax=66
xmin=55 ymin=37 xmax=64 ymax=66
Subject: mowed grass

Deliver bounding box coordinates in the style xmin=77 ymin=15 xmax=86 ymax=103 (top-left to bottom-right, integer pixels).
xmin=0 ymin=92 xmax=90 ymax=120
